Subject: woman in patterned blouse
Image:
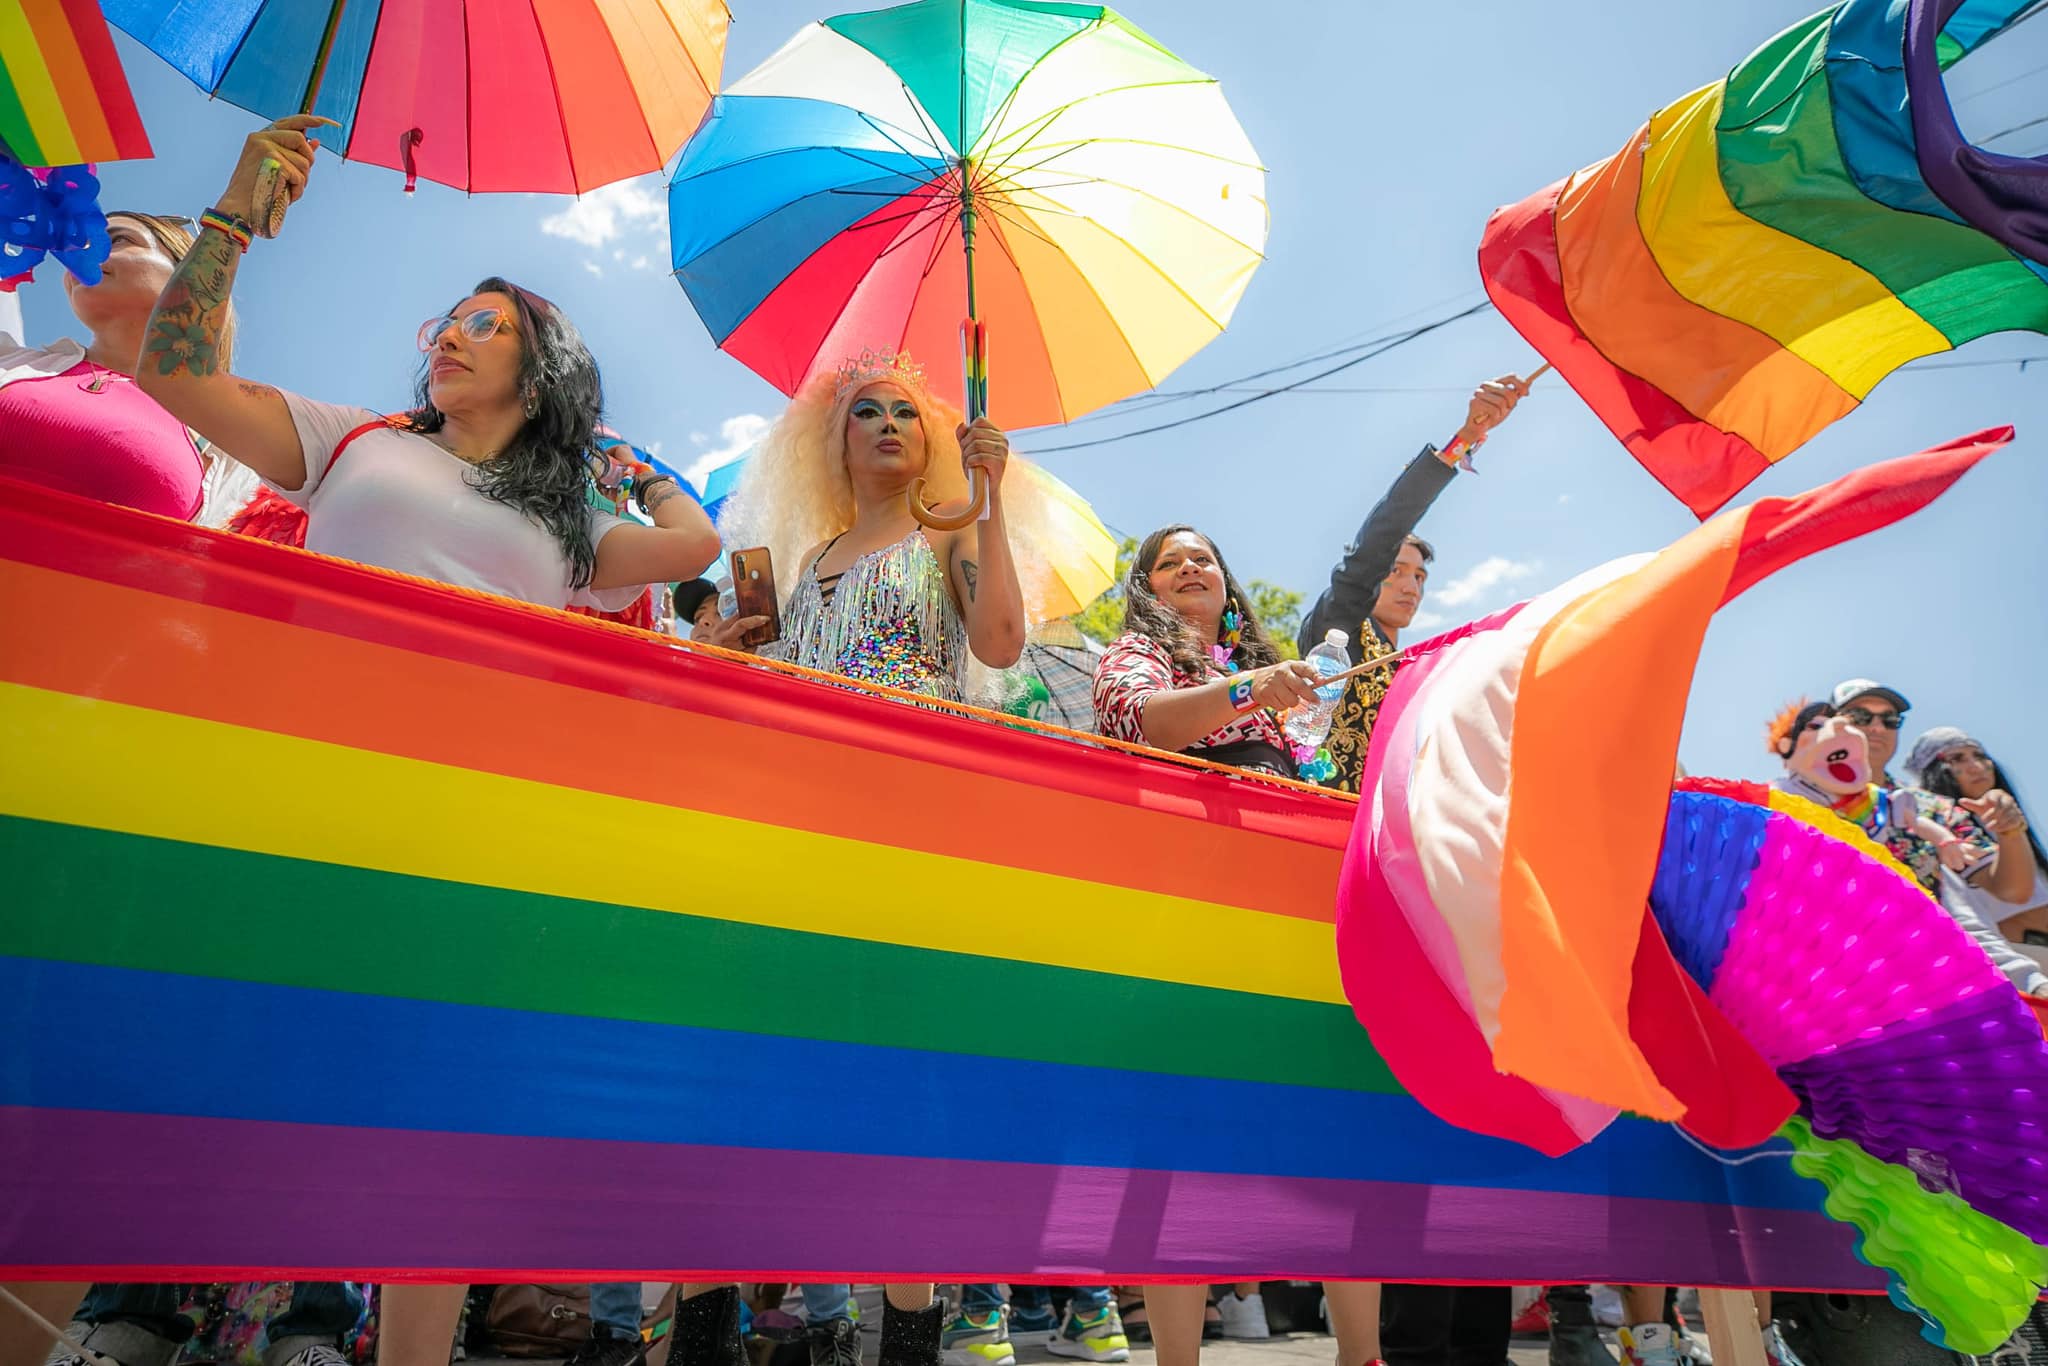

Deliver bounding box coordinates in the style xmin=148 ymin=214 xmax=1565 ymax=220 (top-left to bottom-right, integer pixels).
xmin=1091 ymin=524 xmax=1323 ymax=777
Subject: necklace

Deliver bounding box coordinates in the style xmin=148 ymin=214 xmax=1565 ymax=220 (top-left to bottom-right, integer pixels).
xmin=427 ymin=430 xmax=500 ymax=464
xmin=76 ymin=361 xmax=127 ymax=394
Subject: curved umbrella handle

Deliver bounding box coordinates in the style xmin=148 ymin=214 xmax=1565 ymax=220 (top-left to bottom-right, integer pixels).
xmin=907 ymin=467 xmax=988 ymax=530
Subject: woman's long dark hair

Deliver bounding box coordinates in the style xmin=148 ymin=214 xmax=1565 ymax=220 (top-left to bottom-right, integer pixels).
xmin=407 ymin=276 xmax=602 ymax=588
xmin=1120 ymin=524 xmax=1284 ymax=678
xmin=1919 ymin=750 xmax=2048 ymax=880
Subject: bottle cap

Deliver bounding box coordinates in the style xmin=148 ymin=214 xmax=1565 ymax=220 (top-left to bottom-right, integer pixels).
xmin=1325 ymin=628 xmax=1349 ymax=648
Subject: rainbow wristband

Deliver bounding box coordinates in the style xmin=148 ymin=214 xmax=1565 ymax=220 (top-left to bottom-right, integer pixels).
xmin=199 ymin=209 xmax=253 ymax=253
xmin=1440 ymin=430 xmax=1486 ymax=473
xmin=1227 ymin=675 xmax=1258 ymax=712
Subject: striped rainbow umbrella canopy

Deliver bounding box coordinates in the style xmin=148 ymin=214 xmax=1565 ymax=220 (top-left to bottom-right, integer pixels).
xmin=667 ymin=0 xmax=1268 ymax=428
xmin=104 ymin=0 xmax=729 ymax=195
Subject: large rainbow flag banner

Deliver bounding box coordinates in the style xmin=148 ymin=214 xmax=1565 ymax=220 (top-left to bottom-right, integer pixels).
xmin=1 ymin=477 xmax=1883 ymax=1288
xmin=1479 ymin=0 xmax=2047 ymax=519
xmin=0 ymin=0 xmax=151 ymax=166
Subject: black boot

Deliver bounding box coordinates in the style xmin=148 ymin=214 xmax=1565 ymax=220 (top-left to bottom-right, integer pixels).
xmin=671 ymin=1288 xmax=747 ymax=1366
xmin=1546 ymin=1287 xmax=1616 ymax=1366
xmin=876 ymin=1299 xmax=943 ymax=1366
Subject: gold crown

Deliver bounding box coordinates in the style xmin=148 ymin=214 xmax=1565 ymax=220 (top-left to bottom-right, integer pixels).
xmin=833 ymin=347 xmax=927 ymax=400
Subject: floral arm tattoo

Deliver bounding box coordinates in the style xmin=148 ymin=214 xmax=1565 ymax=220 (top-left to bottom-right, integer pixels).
xmin=144 ymin=226 xmax=240 ymax=378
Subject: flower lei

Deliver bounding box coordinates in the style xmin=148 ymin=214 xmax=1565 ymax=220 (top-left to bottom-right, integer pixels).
xmin=1 ymin=158 xmax=111 ymax=292
xmin=1210 ymin=603 xmax=1244 ymax=673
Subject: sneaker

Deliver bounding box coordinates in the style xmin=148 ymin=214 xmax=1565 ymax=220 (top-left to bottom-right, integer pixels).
xmin=1214 ymin=1291 xmax=1269 ymax=1342
xmin=1674 ymin=1327 xmax=1712 ymax=1366
xmin=1008 ymin=1304 xmax=1059 ymax=1347
xmin=274 ymin=1343 xmax=354 ymax=1366
xmin=808 ymin=1318 xmax=862 ymax=1366
xmin=1511 ymin=1298 xmax=1551 ymax=1338
xmin=1618 ymin=1324 xmax=1682 ymax=1366
xmin=1759 ymin=1323 xmax=1805 ymax=1366
xmin=941 ymin=1312 xmax=1015 ymax=1366
xmin=1047 ymin=1307 xmax=1129 ymax=1364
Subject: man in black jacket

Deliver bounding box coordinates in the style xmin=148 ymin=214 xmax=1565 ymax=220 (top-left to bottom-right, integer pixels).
xmin=1297 ymin=374 xmax=1529 ymax=794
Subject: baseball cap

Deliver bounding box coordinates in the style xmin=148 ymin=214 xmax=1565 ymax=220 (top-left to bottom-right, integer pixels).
xmin=670 ymin=578 xmax=720 ymax=623
xmin=1830 ymin=678 xmax=1911 ymax=712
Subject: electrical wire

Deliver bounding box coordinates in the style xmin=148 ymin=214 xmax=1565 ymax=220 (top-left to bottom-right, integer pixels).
xmin=1022 ymin=299 xmax=1495 ymax=454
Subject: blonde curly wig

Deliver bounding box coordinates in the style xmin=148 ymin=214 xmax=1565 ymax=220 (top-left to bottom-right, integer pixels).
xmin=719 ymin=356 xmax=1076 ymax=624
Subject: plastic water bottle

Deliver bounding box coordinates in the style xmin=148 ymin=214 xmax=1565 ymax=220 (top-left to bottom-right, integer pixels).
xmin=1282 ymin=628 xmax=1351 ymax=749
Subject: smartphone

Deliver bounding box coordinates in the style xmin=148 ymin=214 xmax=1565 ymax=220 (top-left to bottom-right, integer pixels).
xmin=727 ymin=547 xmax=781 ymax=648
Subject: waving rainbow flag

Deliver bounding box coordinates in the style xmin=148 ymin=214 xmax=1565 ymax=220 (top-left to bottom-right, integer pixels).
xmin=0 ymin=0 xmax=150 ymax=165
xmin=1480 ymin=0 xmax=2045 ymax=518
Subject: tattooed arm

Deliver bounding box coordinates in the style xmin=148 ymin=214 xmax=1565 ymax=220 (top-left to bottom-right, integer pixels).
xmin=135 ymin=115 xmax=336 ymax=487
xmin=946 ymin=417 xmax=1026 ymax=669
xmin=589 ymin=473 xmax=723 ymax=591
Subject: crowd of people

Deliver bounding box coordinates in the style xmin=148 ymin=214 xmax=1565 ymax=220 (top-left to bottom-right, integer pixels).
xmin=3 ymin=113 xmax=2044 ymax=1366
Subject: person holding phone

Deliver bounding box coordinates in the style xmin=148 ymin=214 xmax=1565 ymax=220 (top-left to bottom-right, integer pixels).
xmin=717 ymin=348 xmax=1030 ymax=701
xmin=668 ymin=350 xmax=1061 ymax=1366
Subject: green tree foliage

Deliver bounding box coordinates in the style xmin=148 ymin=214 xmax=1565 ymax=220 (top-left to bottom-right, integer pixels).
xmin=1072 ymin=536 xmax=1303 ymax=660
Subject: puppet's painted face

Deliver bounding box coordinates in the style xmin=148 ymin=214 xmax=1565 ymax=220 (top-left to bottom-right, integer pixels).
xmin=1785 ymin=711 xmax=1872 ymax=796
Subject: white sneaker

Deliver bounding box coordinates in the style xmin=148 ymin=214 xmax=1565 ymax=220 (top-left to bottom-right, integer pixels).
xmin=1619 ymin=1323 xmax=1682 ymax=1366
xmin=1215 ymin=1291 xmax=1270 ymax=1341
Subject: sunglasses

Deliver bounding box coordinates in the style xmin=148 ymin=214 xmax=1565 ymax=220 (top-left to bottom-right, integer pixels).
xmin=1841 ymin=706 xmax=1905 ymax=731
xmin=417 ymin=306 xmax=515 ymax=352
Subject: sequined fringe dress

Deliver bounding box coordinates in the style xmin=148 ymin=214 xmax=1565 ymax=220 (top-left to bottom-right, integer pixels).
xmin=773 ymin=529 xmax=967 ymax=702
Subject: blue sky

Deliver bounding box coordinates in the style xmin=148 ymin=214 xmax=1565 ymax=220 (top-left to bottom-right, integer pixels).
xmin=15 ymin=0 xmax=2045 ymax=791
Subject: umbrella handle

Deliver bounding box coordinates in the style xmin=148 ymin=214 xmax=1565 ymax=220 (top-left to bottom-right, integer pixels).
xmin=253 ymin=159 xmax=291 ymax=239
xmin=907 ymin=467 xmax=988 ymax=530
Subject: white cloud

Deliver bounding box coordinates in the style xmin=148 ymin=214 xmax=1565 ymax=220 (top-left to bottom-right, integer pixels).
xmin=682 ymin=413 xmax=773 ymax=491
xmin=1432 ymin=555 xmax=1541 ymax=608
xmin=538 ymin=178 xmax=667 ymax=250
xmin=1556 ymin=493 xmax=1571 ymax=505
xmin=1408 ymin=610 xmax=1448 ymax=631
xmin=581 ymin=260 xmax=603 ymax=278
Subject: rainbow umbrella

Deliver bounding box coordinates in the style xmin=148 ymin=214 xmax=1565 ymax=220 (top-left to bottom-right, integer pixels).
xmin=667 ymin=0 xmax=1267 ymax=499
xmin=105 ymin=0 xmax=728 ymax=199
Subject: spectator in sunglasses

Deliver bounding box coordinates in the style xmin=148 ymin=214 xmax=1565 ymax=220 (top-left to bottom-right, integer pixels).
xmin=1827 ymin=678 xmax=1911 ymax=783
xmin=136 ymin=117 xmax=719 ymax=611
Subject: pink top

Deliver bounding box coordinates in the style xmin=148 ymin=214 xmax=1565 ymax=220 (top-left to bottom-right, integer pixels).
xmin=0 ymin=360 xmax=203 ymax=519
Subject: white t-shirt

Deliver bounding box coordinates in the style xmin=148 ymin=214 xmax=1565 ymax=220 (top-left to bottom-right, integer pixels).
xmin=274 ymin=393 xmax=637 ymax=612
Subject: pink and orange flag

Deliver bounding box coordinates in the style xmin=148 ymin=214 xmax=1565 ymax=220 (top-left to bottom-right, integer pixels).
xmin=1337 ymin=426 xmax=2014 ymax=1158
xmin=0 ymin=0 xmax=151 ymax=166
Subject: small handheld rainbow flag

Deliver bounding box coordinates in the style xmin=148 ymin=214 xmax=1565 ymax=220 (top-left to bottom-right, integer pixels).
xmin=0 ymin=0 xmax=151 ymax=167
xmin=1479 ymin=0 xmax=2045 ymax=518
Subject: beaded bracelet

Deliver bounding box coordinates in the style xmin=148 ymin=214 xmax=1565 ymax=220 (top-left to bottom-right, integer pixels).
xmin=1227 ymin=675 xmax=1258 ymax=712
xmin=198 ymin=209 xmax=254 ymax=254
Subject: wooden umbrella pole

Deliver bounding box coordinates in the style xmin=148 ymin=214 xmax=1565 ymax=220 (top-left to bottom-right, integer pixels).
xmin=254 ymin=0 xmax=348 ymax=238
xmin=908 ymin=162 xmax=992 ymax=531
xmin=1523 ymin=360 xmax=1554 ymax=384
